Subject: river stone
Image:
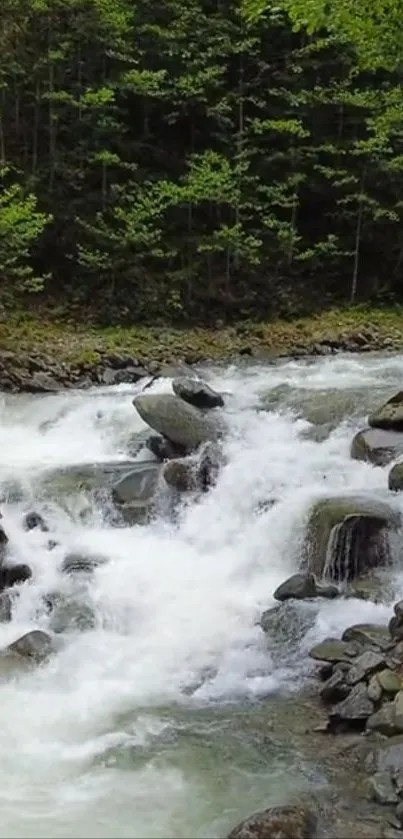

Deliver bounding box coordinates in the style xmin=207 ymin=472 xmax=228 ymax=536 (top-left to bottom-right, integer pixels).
xmin=342 ymin=623 xmax=392 ymax=650
xmin=146 ymin=434 xmax=186 ymax=461
xmin=172 ymin=376 xmax=224 ymax=409
xmin=309 ymin=638 xmax=359 ymax=662
xmin=374 ymin=735 xmax=403 ymax=773
xmin=329 ymin=682 xmax=374 ymax=727
xmin=274 ymin=572 xmax=317 ymax=602
xmin=378 ymin=669 xmax=402 ymax=694
xmin=366 ymin=771 xmax=398 ymax=805
xmin=389 ymin=463 xmax=403 ymax=492
xmin=39 ymin=460 xmax=140 ymax=497
xmin=6 ymin=630 xmax=55 ymax=661
xmin=133 ymin=393 xmax=223 ymax=452
xmin=0 ymin=563 xmax=32 ymax=591
xmin=226 ymin=804 xmax=318 ymax=839
xmin=389 ymin=616 xmax=403 ymax=642
xmin=396 ymin=801 xmax=403 ymax=825
xmin=302 ymin=494 xmax=400 ymax=581
xmin=367 ymin=695 xmax=403 ymax=737
xmin=49 ymin=598 xmax=96 ymax=633
xmin=351 ymin=427 xmax=403 ymax=466
xmin=346 ymin=650 xmax=386 ymax=685
xmin=369 ymin=392 xmax=403 ymax=431
xmin=368 ymin=674 xmax=383 ymax=702
xmin=22 ymin=511 xmax=48 ymax=532
xmin=163 ymin=460 xmax=197 ymax=492
xmin=0 ymin=592 xmax=12 ymax=622
xmin=111 ymin=462 xmax=161 ymax=505
xmin=320 ymin=668 xmax=350 ymax=703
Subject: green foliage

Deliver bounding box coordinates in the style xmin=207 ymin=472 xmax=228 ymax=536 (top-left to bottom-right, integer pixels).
xmin=1 ymin=0 xmax=403 ymax=321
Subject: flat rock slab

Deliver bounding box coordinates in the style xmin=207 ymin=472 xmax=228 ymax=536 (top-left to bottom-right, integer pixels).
xmin=346 ymin=650 xmax=385 ymax=685
xmin=133 ymin=393 xmax=224 ymax=451
xmin=309 ymin=638 xmax=360 ymax=663
xmin=342 ymin=623 xmax=392 ymax=650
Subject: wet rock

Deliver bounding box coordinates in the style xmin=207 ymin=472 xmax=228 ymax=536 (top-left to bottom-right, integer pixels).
xmin=39 ymin=460 xmax=141 ymax=497
xmin=226 ymin=804 xmax=318 ymax=839
xmin=273 ymin=572 xmax=338 ymax=602
xmin=133 ymin=393 xmax=223 ymax=452
xmin=0 ymin=523 xmax=8 ymax=557
xmin=112 ymin=462 xmax=161 ymax=505
xmin=197 ymin=441 xmax=223 ymax=490
xmin=395 ymin=801 xmax=403 ymax=825
xmin=49 ymin=598 xmax=96 ymax=633
xmin=329 ymin=682 xmax=374 ymax=729
xmin=320 ymin=668 xmax=350 ymax=703
xmin=389 ymin=616 xmax=403 ymax=642
xmin=369 ymin=392 xmax=403 ymax=431
xmin=6 ymin=630 xmax=54 ymax=661
xmin=378 ymin=669 xmax=402 ymax=695
xmin=163 ymin=459 xmax=197 ymax=492
xmin=389 ymin=464 xmax=403 ymax=493
xmin=61 ymin=553 xmax=107 ymax=575
xmin=0 ymin=592 xmax=12 ymax=622
xmin=0 ymin=563 xmax=32 ymax=591
xmin=351 ymin=427 xmax=403 ymax=467
xmin=368 ymin=674 xmax=383 ymax=702
xmin=146 ymin=434 xmax=186 ymax=461
xmin=22 ymin=511 xmax=48 ymax=532
xmin=367 ymin=694 xmax=403 ymax=737
xmin=172 ymin=376 xmax=224 ymax=409
xmin=342 ymin=623 xmax=392 ymax=650
xmin=303 ymin=494 xmax=400 ymax=580
xmin=366 ymin=771 xmax=398 ymax=805
xmin=375 ymin=735 xmax=403 ymax=774
xmin=346 ymin=650 xmax=385 ymax=685
xmin=309 ymin=638 xmax=360 ymax=663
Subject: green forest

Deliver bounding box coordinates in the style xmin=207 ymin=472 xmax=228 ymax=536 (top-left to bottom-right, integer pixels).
xmin=1 ymin=0 xmax=403 ymax=324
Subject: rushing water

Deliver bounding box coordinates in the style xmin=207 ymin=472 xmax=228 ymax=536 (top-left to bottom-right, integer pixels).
xmin=1 ymin=352 xmax=403 ymax=838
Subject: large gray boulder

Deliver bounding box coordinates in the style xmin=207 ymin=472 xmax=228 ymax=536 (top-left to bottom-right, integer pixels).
xmin=389 ymin=463 xmax=403 ymax=492
xmin=351 ymin=427 xmax=403 ymax=466
xmin=133 ymin=393 xmax=223 ymax=452
xmin=226 ymin=804 xmax=318 ymax=839
xmin=369 ymin=391 xmax=403 ymax=431
xmin=6 ymin=630 xmax=55 ymax=662
xmin=302 ymin=494 xmax=400 ymax=581
xmin=172 ymin=377 xmax=224 ymax=409
xmin=39 ymin=460 xmax=140 ymax=497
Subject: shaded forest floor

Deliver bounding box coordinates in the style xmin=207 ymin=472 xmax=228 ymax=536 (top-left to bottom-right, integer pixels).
xmin=1 ymin=306 xmax=403 ymax=368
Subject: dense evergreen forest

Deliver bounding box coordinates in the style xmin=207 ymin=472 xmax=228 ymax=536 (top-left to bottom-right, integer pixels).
xmin=1 ymin=0 xmax=403 ymax=324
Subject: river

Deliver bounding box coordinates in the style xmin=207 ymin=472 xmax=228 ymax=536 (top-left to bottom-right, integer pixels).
xmin=0 ymin=351 xmax=403 ymax=838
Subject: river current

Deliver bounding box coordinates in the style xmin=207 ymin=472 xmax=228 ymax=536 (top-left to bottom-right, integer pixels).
xmin=0 ymin=351 xmax=403 ymax=837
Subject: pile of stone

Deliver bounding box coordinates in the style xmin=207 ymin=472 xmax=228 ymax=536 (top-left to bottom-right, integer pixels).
xmin=351 ymin=390 xmax=403 ymax=484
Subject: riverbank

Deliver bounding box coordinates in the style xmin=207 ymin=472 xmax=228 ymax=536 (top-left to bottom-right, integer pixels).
xmin=1 ymin=306 xmax=403 ymax=391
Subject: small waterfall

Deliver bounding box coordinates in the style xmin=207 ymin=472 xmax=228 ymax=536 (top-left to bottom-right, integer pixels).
xmin=324 ymin=516 xmax=393 ymax=582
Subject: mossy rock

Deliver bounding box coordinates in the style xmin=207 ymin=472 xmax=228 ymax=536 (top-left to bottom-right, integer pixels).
xmin=302 ymin=494 xmax=401 ymax=581
xmin=351 ymin=427 xmax=403 ymax=466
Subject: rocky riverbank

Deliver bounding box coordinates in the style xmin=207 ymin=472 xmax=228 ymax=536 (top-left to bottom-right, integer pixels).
xmin=2 ymin=306 xmax=403 ymax=392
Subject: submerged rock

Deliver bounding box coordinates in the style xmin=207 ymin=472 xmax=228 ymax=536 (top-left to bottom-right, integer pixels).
xmin=369 ymin=391 xmax=403 ymax=431
xmin=111 ymin=462 xmax=161 ymax=515
xmin=302 ymin=494 xmax=400 ymax=581
xmin=39 ymin=460 xmax=140 ymax=497
xmin=49 ymin=598 xmax=96 ymax=633
xmin=351 ymin=427 xmax=403 ymax=466
xmin=0 ymin=563 xmax=32 ymax=591
xmin=172 ymin=376 xmax=224 ymax=409
xmin=145 ymin=434 xmax=186 ymax=461
xmin=22 ymin=511 xmax=48 ymax=532
xmin=0 ymin=592 xmax=12 ymax=622
xmin=133 ymin=393 xmax=223 ymax=452
xmin=226 ymin=804 xmax=318 ymax=839
xmin=163 ymin=460 xmax=197 ymax=492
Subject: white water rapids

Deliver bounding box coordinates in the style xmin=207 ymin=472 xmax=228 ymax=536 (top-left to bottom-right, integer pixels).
xmin=0 ymin=352 xmax=403 ymax=837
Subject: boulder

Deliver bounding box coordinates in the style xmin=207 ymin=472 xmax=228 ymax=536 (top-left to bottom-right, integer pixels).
xmin=389 ymin=463 xmax=403 ymax=492
xmin=351 ymin=427 xmax=403 ymax=466
xmin=226 ymin=804 xmax=318 ymax=839
xmin=329 ymin=682 xmax=374 ymax=728
xmin=366 ymin=771 xmax=398 ymax=805
xmin=49 ymin=598 xmax=96 ymax=633
xmin=6 ymin=630 xmax=55 ymax=661
xmin=197 ymin=441 xmax=223 ymax=490
xmin=341 ymin=623 xmax=392 ymax=650
xmin=111 ymin=462 xmax=161 ymax=506
xmin=369 ymin=391 xmax=403 ymax=431
xmin=346 ymin=650 xmax=385 ymax=685
xmin=0 ymin=523 xmax=8 ymax=557
xmin=22 ymin=511 xmax=48 ymax=532
xmin=39 ymin=460 xmax=140 ymax=497
xmin=375 ymin=735 xmax=403 ymax=774
xmin=302 ymin=494 xmax=400 ymax=581
xmin=368 ymin=674 xmax=383 ymax=702
xmin=367 ymin=703 xmax=403 ymax=737
xmin=320 ymin=668 xmax=350 ymax=703
xmin=163 ymin=460 xmax=197 ymax=492
xmin=273 ymin=572 xmax=338 ymax=602
xmin=0 ymin=563 xmax=32 ymax=591
xmin=172 ymin=376 xmax=224 ymax=409
xmin=133 ymin=393 xmax=223 ymax=452
xmin=377 ymin=669 xmax=401 ymax=694
xmin=0 ymin=592 xmax=12 ymax=622
xmin=309 ymin=638 xmax=360 ymax=663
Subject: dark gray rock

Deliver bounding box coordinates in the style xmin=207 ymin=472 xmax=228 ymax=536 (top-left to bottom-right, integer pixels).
xmin=0 ymin=592 xmax=12 ymax=622
xmin=146 ymin=434 xmax=186 ymax=461
xmin=172 ymin=376 xmax=224 ymax=409
xmin=374 ymin=735 xmax=403 ymax=774
xmin=163 ymin=459 xmax=197 ymax=492
xmin=329 ymin=682 xmax=374 ymax=728
xmin=22 ymin=511 xmax=48 ymax=532
xmin=61 ymin=553 xmax=107 ymax=575
xmin=226 ymin=804 xmax=318 ymax=839
xmin=274 ymin=572 xmax=316 ymax=602
xmin=320 ymin=668 xmax=350 ymax=703
xmin=368 ymin=674 xmax=383 ymax=702
xmin=0 ymin=564 xmax=32 ymax=591
xmin=389 ymin=463 xmax=403 ymax=493
xmin=395 ymin=801 xmax=403 ymax=825
xmin=369 ymin=391 xmax=403 ymax=431
xmin=133 ymin=393 xmax=224 ymax=452
xmin=112 ymin=462 xmax=161 ymax=505
xmin=346 ymin=650 xmax=385 ymax=685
